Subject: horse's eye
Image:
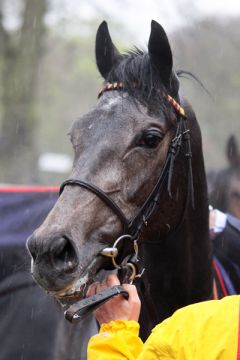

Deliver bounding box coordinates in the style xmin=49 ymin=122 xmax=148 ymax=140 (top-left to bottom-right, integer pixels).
xmin=137 ymin=130 xmax=162 ymax=148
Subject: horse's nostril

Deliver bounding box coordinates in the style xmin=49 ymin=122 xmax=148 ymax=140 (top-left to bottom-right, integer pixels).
xmin=50 ymin=237 xmax=78 ymax=272
xmin=52 ymin=237 xmax=68 ymax=256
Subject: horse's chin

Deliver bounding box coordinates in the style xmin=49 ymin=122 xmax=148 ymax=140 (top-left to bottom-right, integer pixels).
xmin=48 ymin=256 xmax=109 ymax=307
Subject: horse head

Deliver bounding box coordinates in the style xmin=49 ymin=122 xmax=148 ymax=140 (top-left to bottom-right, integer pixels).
xmin=27 ymin=21 xmax=211 ymax=320
xmin=209 ymin=135 xmax=240 ymax=218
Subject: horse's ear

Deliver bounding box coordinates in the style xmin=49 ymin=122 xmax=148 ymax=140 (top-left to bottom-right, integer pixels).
xmin=95 ymin=21 xmax=121 ymax=79
xmin=148 ymin=20 xmax=173 ymax=87
xmin=226 ymin=135 xmax=240 ymax=166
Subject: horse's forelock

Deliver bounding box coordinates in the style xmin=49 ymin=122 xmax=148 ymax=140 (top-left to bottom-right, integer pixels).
xmin=104 ymin=48 xmax=179 ymax=113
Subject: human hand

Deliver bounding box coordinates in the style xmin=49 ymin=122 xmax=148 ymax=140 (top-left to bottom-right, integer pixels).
xmin=86 ymin=274 xmax=141 ymax=325
xmin=209 ymin=208 xmax=217 ymax=234
xmin=209 ymin=207 xmax=227 ymax=239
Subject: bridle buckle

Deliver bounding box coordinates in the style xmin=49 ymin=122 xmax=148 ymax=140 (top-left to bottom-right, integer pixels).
xmin=100 ymin=234 xmax=140 ymax=282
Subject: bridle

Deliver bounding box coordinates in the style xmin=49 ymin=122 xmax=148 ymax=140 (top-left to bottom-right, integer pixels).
xmin=61 ymin=82 xmax=194 ymax=322
xmin=60 ymin=82 xmax=193 ymax=274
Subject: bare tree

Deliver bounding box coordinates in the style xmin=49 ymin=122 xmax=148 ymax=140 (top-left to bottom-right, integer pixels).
xmin=0 ymin=0 xmax=47 ymax=183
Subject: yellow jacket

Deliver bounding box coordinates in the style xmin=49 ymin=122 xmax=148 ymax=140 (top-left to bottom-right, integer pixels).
xmin=88 ymin=295 xmax=240 ymax=359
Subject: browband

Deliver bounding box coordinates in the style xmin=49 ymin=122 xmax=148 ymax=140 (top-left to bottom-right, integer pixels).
xmin=98 ymin=82 xmax=186 ymax=118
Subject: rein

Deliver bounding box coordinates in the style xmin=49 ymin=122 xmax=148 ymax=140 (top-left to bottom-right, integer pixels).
xmin=61 ymin=82 xmax=194 ymax=322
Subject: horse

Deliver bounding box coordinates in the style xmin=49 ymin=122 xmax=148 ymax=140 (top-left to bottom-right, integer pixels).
xmin=209 ymin=134 xmax=240 ymax=219
xmin=208 ymin=135 xmax=240 ymax=297
xmin=26 ymin=20 xmax=212 ymax=359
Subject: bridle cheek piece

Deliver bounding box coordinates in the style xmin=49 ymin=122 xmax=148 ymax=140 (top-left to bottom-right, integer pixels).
xmin=61 ymin=82 xmax=194 ymax=322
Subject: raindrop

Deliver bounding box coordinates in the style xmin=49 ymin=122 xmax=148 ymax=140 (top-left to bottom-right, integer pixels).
xmin=21 ymin=343 xmax=25 ymax=360
xmin=30 ymin=307 xmax=34 ymax=319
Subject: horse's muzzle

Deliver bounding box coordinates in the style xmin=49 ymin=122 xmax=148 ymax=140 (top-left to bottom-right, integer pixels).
xmin=26 ymin=233 xmax=79 ymax=291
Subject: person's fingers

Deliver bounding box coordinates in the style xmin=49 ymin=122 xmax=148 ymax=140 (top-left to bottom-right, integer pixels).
xmin=122 ymin=284 xmax=139 ymax=301
xmin=89 ymin=276 xmax=141 ymax=324
xmin=122 ymin=283 xmax=141 ymax=321
xmin=95 ymin=281 xmax=106 ymax=294
xmin=106 ymin=274 xmax=120 ymax=287
xmin=87 ymin=274 xmax=120 ymax=298
xmin=86 ymin=282 xmax=99 ymax=297
xmin=87 ymin=276 xmax=141 ymax=320
xmin=86 ymin=274 xmax=120 ymax=298
xmin=94 ymin=274 xmax=120 ymax=293
xmin=209 ymin=210 xmax=216 ymax=229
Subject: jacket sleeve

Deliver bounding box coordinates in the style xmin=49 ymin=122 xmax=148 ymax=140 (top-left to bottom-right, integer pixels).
xmin=88 ymin=295 xmax=240 ymax=360
xmin=87 ymin=319 xmax=172 ymax=360
xmin=87 ymin=318 xmax=177 ymax=360
xmin=87 ymin=320 xmax=143 ymax=360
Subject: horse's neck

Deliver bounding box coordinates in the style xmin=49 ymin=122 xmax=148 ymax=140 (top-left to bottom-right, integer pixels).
xmin=138 ymin=206 xmax=212 ymax=338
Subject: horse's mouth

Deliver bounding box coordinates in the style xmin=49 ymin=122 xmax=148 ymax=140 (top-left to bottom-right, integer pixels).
xmin=49 ymin=256 xmax=108 ymax=306
xmin=54 ymin=274 xmax=90 ymax=303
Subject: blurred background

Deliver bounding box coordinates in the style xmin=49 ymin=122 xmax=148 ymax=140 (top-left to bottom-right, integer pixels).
xmin=0 ymin=3 xmax=239 ymax=359
xmin=0 ymin=0 xmax=239 ymax=185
